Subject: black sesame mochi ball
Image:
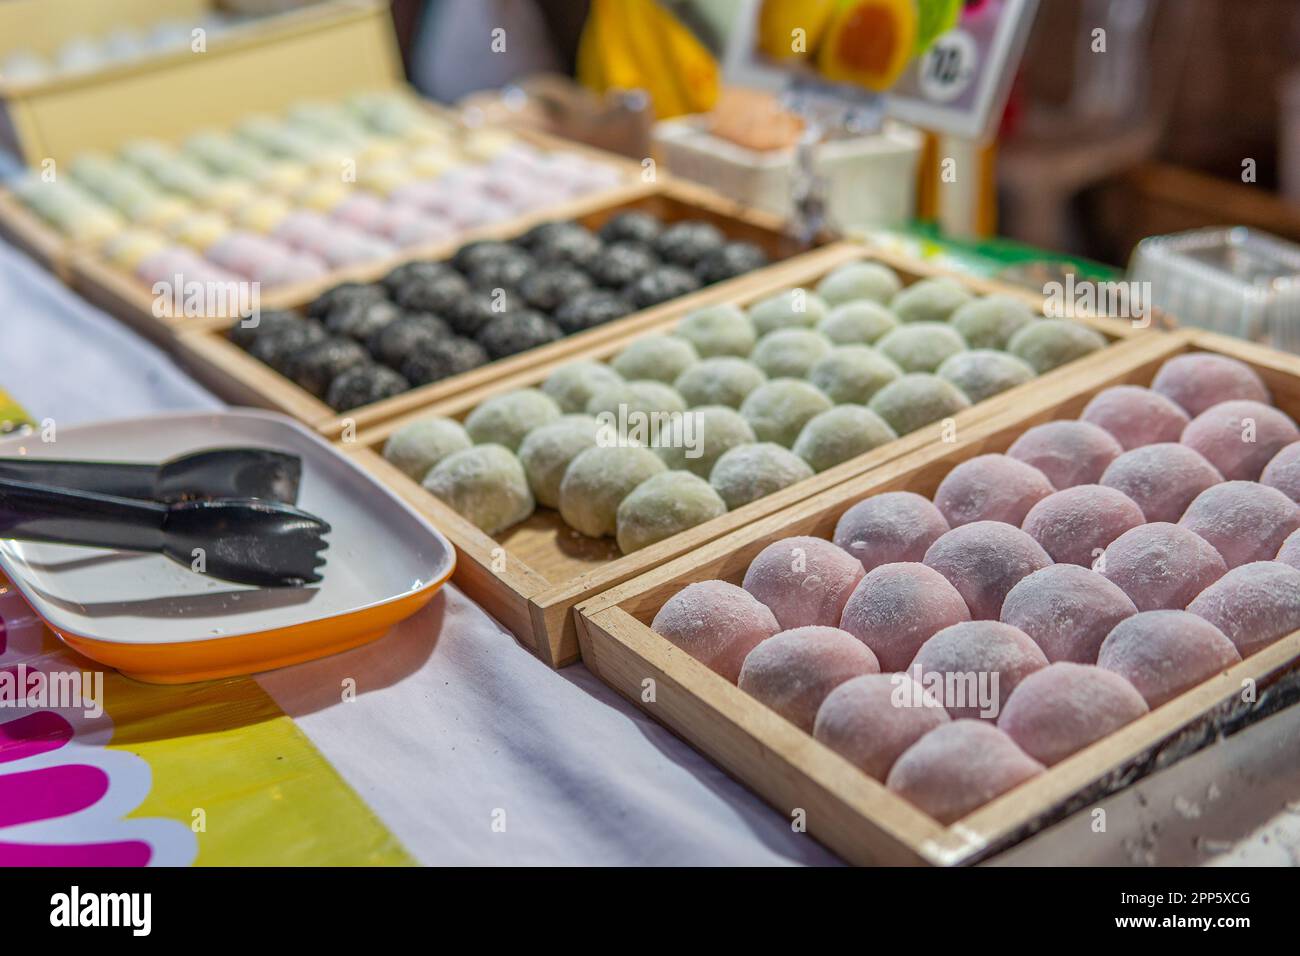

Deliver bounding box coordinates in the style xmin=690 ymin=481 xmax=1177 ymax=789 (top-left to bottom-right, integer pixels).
xmin=247 ymin=319 xmax=328 ymax=372
xmin=654 ymin=220 xmax=725 ymax=267
xmin=452 ymin=239 xmax=518 ymax=274
xmin=326 ymin=364 xmax=410 ymax=411
xmin=401 ymin=336 xmax=489 ymax=385
xmin=367 ymin=313 xmax=451 ymax=367
xmin=392 ymin=269 xmax=470 ymax=314
xmin=285 ymin=337 xmax=370 ymax=398
xmin=585 ymin=241 xmax=659 ymax=288
xmin=518 ymin=266 xmax=593 ymax=312
xmin=528 ymin=223 xmax=602 ymax=269
xmin=554 ymin=290 xmax=634 ymax=333
xmin=306 ymin=282 xmax=386 ymax=321
xmin=324 ymin=298 xmax=401 ymax=341
xmin=228 ymin=309 xmax=301 ymax=350
xmin=623 ymin=265 xmax=701 ymax=308
xmin=467 ymin=249 xmax=535 ymax=291
xmin=477 ymin=310 xmax=563 ymax=359
xmin=599 ymin=211 xmax=662 ymax=245
xmin=695 ymin=241 xmax=768 ymax=284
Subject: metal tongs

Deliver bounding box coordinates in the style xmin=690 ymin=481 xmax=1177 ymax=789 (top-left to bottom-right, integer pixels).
xmin=0 ymin=449 xmax=329 ymax=587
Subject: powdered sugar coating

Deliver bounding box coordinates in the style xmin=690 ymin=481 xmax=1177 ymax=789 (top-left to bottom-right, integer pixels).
xmin=886 ymin=720 xmax=1044 ymax=824
xmin=937 ymin=350 xmax=1036 ymax=404
xmin=517 ymin=416 xmax=600 ymax=508
xmin=1152 ymin=352 xmax=1271 ymax=417
xmin=808 ymin=345 xmax=902 ymax=404
xmin=615 ymin=470 xmax=726 ymax=554
xmin=611 ymin=334 xmax=699 ymax=384
xmin=709 ymin=442 xmax=814 ymax=510
xmin=749 ymin=328 xmax=833 ymax=379
xmin=651 ymin=580 xmax=780 ymax=682
xmin=838 ymin=563 xmax=972 ymax=671
xmin=1097 ymin=610 xmax=1240 ymax=708
xmin=738 ymin=626 xmax=881 ymax=732
xmin=383 ymin=415 xmax=473 ymax=482
xmin=743 ymin=536 xmax=866 ymax=630
xmin=1181 ymin=400 xmax=1300 ymax=481
xmin=1021 ymin=484 xmax=1146 ymax=567
xmin=542 ymin=361 xmax=625 ymax=413
xmin=558 ymin=445 xmax=666 ymax=538
xmin=464 ymin=388 xmax=562 ymax=451
xmin=673 ymin=357 xmax=766 ymax=409
xmin=933 ymin=454 xmax=1055 ymax=527
xmin=1101 ymin=522 xmax=1226 ymax=612
xmin=868 ymin=373 xmax=971 ymax=436
xmin=1080 ymin=385 xmax=1190 ymax=450
xmin=923 ymin=521 xmax=1053 ymax=621
xmin=792 ymin=405 xmax=897 ymax=473
xmin=656 ymin=405 xmax=755 ymax=478
xmin=422 ymin=444 xmax=534 ymax=535
xmin=997 ymin=662 xmax=1149 ymax=766
xmin=1006 ymin=420 xmax=1123 ymax=489
xmin=1001 ymin=564 xmax=1137 ymax=664
xmin=1278 ymin=530 xmax=1300 ymax=571
xmin=1186 ymin=561 xmax=1300 ymax=658
xmin=909 ymin=621 xmax=1048 ymax=721
xmin=739 ymin=379 xmax=833 ymax=447
xmin=876 ymin=322 xmax=967 ymax=373
xmin=832 ymin=491 xmax=951 ymax=572
xmin=813 ymin=674 xmax=950 ymax=781
xmin=1099 ymin=443 xmax=1223 ymax=523
xmin=1261 ymin=441 xmax=1300 ymax=503
xmin=1179 ymin=481 xmax=1300 ymax=569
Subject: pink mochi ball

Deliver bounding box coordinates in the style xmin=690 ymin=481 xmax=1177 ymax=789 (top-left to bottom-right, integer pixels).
xmin=1181 ymin=400 xmax=1300 ymax=481
xmin=838 ymin=563 xmax=971 ymax=671
xmin=832 ymin=492 xmax=950 ymax=572
xmin=1179 ymin=481 xmax=1300 ymax=569
xmin=1080 ymin=385 xmax=1191 ymax=451
xmin=650 ymin=580 xmax=779 ymax=682
xmin=1100 ymin=442 xmax=1223 ymax=523
xmin=742 ymin=536 xmax=865 ymax=631
xmin=738 ymin=626 xmax=880 ymax=732
xmin=997 ymin=662 xmax=1149 ymax=766
xmin=1152 ymin=352 xmax=1271 ymax=417
xmin=1006 ymin=420 xmax=1123 ymax=489
xmin=813 ymin=673 xmax=950 ymax=781
xmin=1278 ymin=529 xmax=1300 ymax=571
xmin=932 ymin=454 xmax=1055 ymax=528
xmin=1100 ymin=522 xmax=1227 ymax=612
xmin=1001 ymin=564 xmax=1137 ymax=664
xmin=886 ymin=720 xmax=1045 ymax=824
xmin=1097 ymin=610 xmax=1240 ymax=708
xmin=1021 ymin=484 xmax=1146 ymax=567
xmin=923 ymin=521 xmax=1053 ymax=621
xmin=1186 ymin=561 xmax=1300 ymax=658
xmin=1261 ymin=441 xmax=1300 ymax=503
xmin=909 ymin=621 xmax=1048 ymax=721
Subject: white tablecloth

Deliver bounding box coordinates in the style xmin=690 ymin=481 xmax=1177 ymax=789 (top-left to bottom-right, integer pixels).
xmin=5 ymin=238 xmax=1296 ymax=867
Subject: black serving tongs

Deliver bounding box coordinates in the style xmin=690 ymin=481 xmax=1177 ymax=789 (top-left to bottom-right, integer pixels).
xmin=0 ymin=448 xmax=302 ymax=504
xmin=0 ymin=477 xmax=329 ymax=588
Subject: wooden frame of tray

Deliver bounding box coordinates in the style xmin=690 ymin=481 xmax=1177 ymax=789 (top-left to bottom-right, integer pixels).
xmin=166 ymin=179 xmax=830 ymax=433
xmin=574 ymin=328 xmax=1300 ymax=865
xmin=342 ymin=245 xmax=1151 ymax=669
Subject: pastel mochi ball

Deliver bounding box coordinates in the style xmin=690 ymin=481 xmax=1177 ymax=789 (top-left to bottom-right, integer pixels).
xmin=1186 ymin=561 xmax=1300 ymax=658
xmin=1000 ymin=564 xmax=1137 ymax=664
xmin=1080 ymin=385 xmax=1190 ymax=450
xmin=997 ymin=663 xmax=1149 ymax=766
xmin=1261 ymin=441 xmax=1300 ymax=503
xmin=832 ymin=491 xmax=950 ymax=572
xmin=1097 ymin=610 xmax=1240 ymax=708
xmin=1178 ymin=481 xmax=1300 ymax=569
xmin=1100 ymin=443 xmax=1222 ymax=523
xmin=1100 ymin=522 xmax=1227 ymax=612
xmin=1151 ymin=352 xmax=1270 ymax=417
xmin=933 ymin=454 xmax=1055 ymax=527
xmin=1180 ymin=400 xmax=1300 ymax=480
xmin=923 ymin=521 xmax=1053 ymax=621
xmin=909 ymin=621 xmax=1048 ymax=721
xmin=742 ymin=536 xmax=865 ymax=630
xmin=650 ymin=580 xmax=779 ymax=682
xmin=1021 ymin=484 xmax=1145 ymax=568
xmin=814 ymin=673 xmax=951 ymax=781
xmin=738 ymin=626 xmax=881 ymax=732
xmin=886 ymin=720 xmax=1045 ymax=824
xmin=838 ymin=563 xmax=972 ymax=671
xmin=1006 ymin=420 xmax=1123 ymax=489
xmin=1278 ymin=529 xmax=1300 ymax=571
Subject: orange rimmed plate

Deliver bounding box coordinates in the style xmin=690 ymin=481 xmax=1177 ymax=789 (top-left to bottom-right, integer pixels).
xmin=0 ymin=409 xmax=455 ymax=683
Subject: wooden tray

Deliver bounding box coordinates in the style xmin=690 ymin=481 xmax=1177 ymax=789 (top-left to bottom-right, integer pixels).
xmin=574 ymin=328 xmax=1300 ymax=865
xmin=169 ymin=179 xmax=827 ymax=434
xmin=345 ymin=245 xmax=1150 ymax=669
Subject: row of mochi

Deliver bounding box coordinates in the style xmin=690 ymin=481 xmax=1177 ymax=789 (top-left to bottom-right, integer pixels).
xmin=670 ymin=263 xmax=1109 ymax=435
xmin=646 ymin=352 xmax=1300 ymax=824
